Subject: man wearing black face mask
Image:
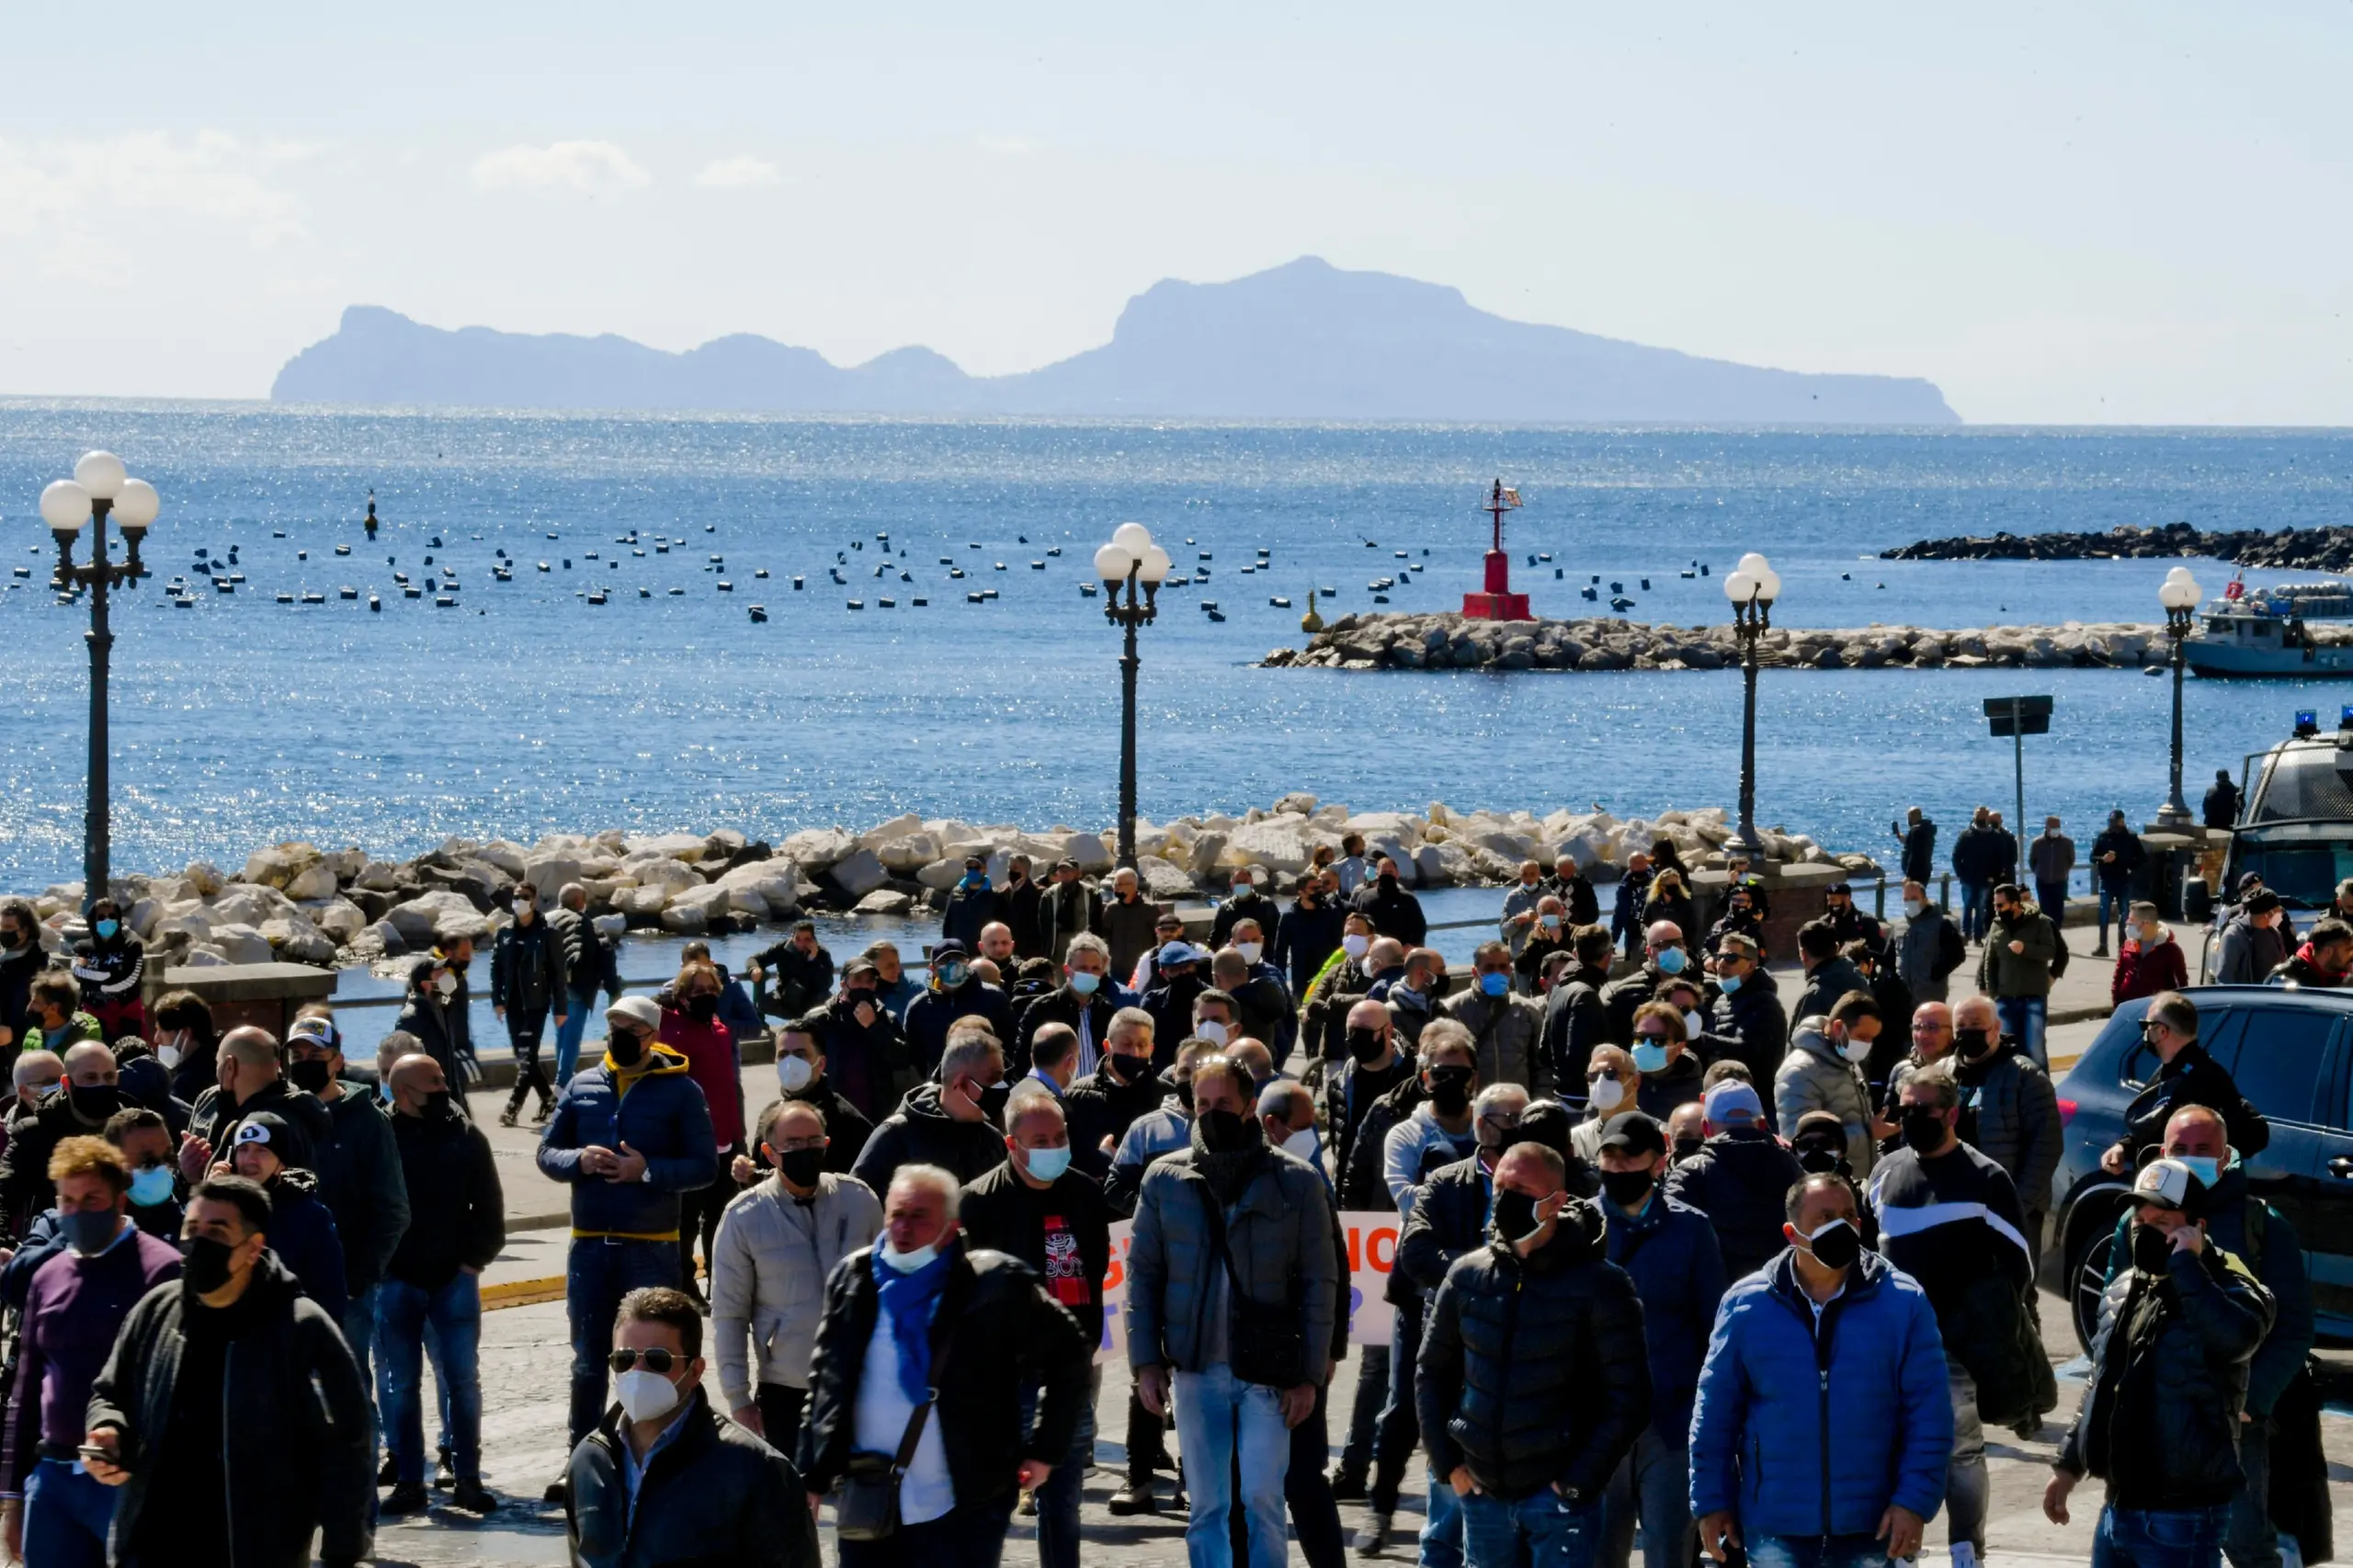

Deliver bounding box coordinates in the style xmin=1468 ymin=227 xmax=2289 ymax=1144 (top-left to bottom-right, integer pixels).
xmin=1866 ymin=1064 xmax=2044 ymax=1568
xmin=2047 ymin=1159 xmax=2275 ymax=1565
xmin=1416 ymin=1142 xmax=1648 ymax=1567
xmin=709 ymin=1099 xmax=882 ymax=1447
xmin=284 ymin=1010 xmax=409 ymax=1475
xmin=1321 ymin=1000 xmax=1416 ymax=1216
xmin=1595 ymin=1113 xmax=1724 ymax=1568
xmin=1063 ymin=1009 xmax=1162 ymax=1183
xmin=1691 ymin=1174 xmax=1951 ymax=1568
xmin=0 ymin=1040 xmax=125 ymax=1237
xmin=1127 ymin=1054 xmax=1339 ymax=1567
xmin=84 ymin=1176 xmax=374 ymax=1568
xmin=1351 ymin=856 xmax=1427 ymax=947
xmin=852 ymin=1032 xmax=1014 ymax=1194
xmin=381 ymin=1053 xmax=505 ymax=1516
xmin=1943 ymin=996 xmax=2062 ymax=1278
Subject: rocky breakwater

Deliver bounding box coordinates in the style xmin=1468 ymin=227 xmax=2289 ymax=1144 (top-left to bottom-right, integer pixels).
xmin=1263 ymin=611 xmax=2186 ymax=672
xmin=20 ymin=797 xmax=1884 ymax=976
xmin=1883 ymin=519 xmax=2353 ymax=574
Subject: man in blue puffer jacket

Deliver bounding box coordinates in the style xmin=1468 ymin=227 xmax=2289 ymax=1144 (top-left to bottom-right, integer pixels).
xmin=537 ymin=995 xmax=718 ymax=1489
xmin=1689 ymin=1172 xmax=1951 ymax=1568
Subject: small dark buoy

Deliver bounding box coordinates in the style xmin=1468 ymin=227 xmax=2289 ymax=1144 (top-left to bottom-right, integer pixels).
xmin=1640 ymin=578 xmax=1651 ymax=590
xmin=1555 ymin=568 xmax=1564 ymax=579
xmin=1017 ymin=534 xmax=1029 ymax=544
xmin=1699 ymin=563 xmax=1710 ymax=575
xmin=749 ymin=606 xmax=767 ymax=622
xmin=1841 ymin=572 xmax=1851 ymax=581
xmin=369 ymin=596 xmax=381 ymax=612
xmin=792 ymin=576 xmax=804 ymax=590
xmin=1207 ymin=609 xmax=1226 ymax=622
xmin=912 ymin=597 xmax=928 ymax=606
xmin=879 ymin=597 xmax=895 ymax=608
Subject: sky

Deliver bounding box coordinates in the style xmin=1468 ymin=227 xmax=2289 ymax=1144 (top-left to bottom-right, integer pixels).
xmin=4 ymin=1 xmax=2350 ymax=424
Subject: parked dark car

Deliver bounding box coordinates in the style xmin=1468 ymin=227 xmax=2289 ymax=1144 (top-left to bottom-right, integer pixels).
xmin=2046 ymin=984 xmax=2353 ymax=1352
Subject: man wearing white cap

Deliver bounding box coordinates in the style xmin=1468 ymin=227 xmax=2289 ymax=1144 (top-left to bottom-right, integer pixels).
xmin=535 ymin=994 xmax=718 ymax=1499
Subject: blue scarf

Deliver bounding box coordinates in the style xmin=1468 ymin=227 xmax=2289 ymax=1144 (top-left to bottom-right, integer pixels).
xmin=871 ymin=1244 xmax=952 ymax=1403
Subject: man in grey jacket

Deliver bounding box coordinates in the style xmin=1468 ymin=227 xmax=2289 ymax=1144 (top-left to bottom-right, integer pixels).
xmin=1894 ymin=881 xmax=1966 ymax=1006
xmin=1128 ymin=1053 xmax=1340 ymax=1568
xmin=1773 ymin=994 xmax=1886 ymax=1179
xmin=1947 ymin=996 xmax=2063 ymax=1265
xmin=1438 ymin=941 xmax=1549 ymax=1096
xmin=710 ymin=1098 xmax=883 ymax=1447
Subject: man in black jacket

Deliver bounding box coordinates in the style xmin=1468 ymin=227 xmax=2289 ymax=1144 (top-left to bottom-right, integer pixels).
xmin=2090 ymin=810 xmax=2149 ymax=957
xmin=1698 ymin=934 xmax=1787 ymax=1093
xmin=284 ymin=1009 xmax=410 ymax=1483
xmin=998 ymin=857 xmax=1047 ymax=960
xmin=0 ymin=1040 xmax=127 ymax=1238
xmin=176 ymin=1027 xmax=333 ymax=1186
xmin=1211 ymin=866 xmax=1282 ymax=950
xmin=2046 ymin=1159 xmax=2276 ymax=1565
xmin=0 ymin=900 xmax=40 ymax=1062
xmin=491 ymin=883 xmax=570 ymax=1127
xmin=800 ymin=1165 xmax=1090 ymax=1566
xmin=852 ymin=1033 xmax=1015 ymax=1194
xmin=816 ymin=959 xmax=914 ymax=1121
xmin=566 ymin=1286 xmax=816 ymax=1568
xmin=1893 ymin=807 xmax=1937 ymax=886
xmin=1540 ymin=926 xmax=1616 ymax=1090
xmin=751 ymin=919 xmax=835 ymax=1021
xmin=381 ymin=1051 xmax=505 ymax=1516
xmin=1416 ymin=1142 xmax=1650 ymax=1566
xmin=1665 ymin=1082 xmax=1803 ymax=1281
xmin=1601 ymin=922 xmax=1694 ymax=1045
xmin=2101 ymin=992 xmax=2270 ymax=1176
xmin=84 ymin=1176 xmax=374 ymax=1568
xmin=1014 ymin=933 xmax=1120 ymax=1077
xmin=960 ymin=1089 xmax=1111 ymax=1568
xmin=773 ymin=1015 xmax=876 ymax=1173
xmin=1061 ymin=1007 xmax=1160 ymax=1179
xmin=1952 ymin=807 xmax=2003 ymax=943
xmin=1354 ymin=857 xmax=1429 ymax=947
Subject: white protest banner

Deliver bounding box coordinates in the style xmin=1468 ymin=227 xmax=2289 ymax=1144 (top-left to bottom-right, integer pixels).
xmin=1094 ymin=1210 xmax=1405 ymax=1364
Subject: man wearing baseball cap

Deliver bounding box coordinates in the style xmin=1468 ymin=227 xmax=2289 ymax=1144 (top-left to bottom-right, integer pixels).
xmin=1594 ymin=1111 xmax=1724 ymax=1568
xmin=536 ymin=994 xmax=718 ymax=1497
xmin=1665 ymin=1081 xmax=1802 ymax=1281
xmin=2046 ymin=1158 xmax=2277 ymax=1565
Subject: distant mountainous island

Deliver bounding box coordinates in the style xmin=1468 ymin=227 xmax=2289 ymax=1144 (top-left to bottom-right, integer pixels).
xmin=271 ymin=256 xmax=1960 ymax=424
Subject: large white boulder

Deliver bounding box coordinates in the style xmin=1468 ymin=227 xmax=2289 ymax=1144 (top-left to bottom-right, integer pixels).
xmin=183 ymin=860 xmax=226 ymax=896
xmin=260 ymin=917 xmax=336 ymax=966
xmin=829 ymin=849 xmax=890 ymax=899
xmin=472 ymin=840 xmax=529 ymax=878
xmin=1138 ymin=857 xmax=1197 ymax=901
xmin=779 ymin=828 xmax=857 ymax=871
xmin=241 ymin=842 xmax=320 ymax=891
xmin=873 ymin=834 xmax=941 ymax=874
xmin=384 ymin=890 xmax=483 ymax=946
xmin=284 ymin=862 xmax=339 ymax=902
xmin=301 ymin=897 xmax=369 ymax=942
xmin=522 ymin=852 xmax=585 ymax=900
xmin=857 ymin=814 xmax=924 ymax=850
xmin=626 ymin=832 xmax=712 ymax=863
xmin=855 ymin=889 xmax=916 ymax=916
xmin=208 ymin=923 xmax=276 ymax=965
xmin=1223 ymin=819 xmax=1313 ymax=875
xmin=631 ymin=859 xmax=701 ymax=899
xmin=1060 ymin=832 xmax=1115 ymax=875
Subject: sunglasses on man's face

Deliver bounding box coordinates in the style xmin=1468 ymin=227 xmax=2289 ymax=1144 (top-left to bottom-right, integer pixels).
xmin=608 ymin=1346 xmax=681 ymax=1375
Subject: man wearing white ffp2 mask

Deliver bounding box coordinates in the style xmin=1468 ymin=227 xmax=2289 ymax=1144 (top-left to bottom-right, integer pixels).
xmin=1258 ymin=1079 xmax=1324 ymax=1178
xmin=562 ymin=1286 xmax=809 ymax=1566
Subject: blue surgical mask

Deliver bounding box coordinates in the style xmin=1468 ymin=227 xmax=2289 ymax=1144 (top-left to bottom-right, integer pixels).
xmin=1631 ymin=1040 xmax=1671 ymax=1074
xmin=1023 ymin=1144 xmax=1073 ymax=1183
xmin=1655 ymin=947 xmax=1688 ymax=974
xmin=129 ymin=1165 xmax=175 ymax=1207
xmin=2173 ymin=1153 xmax=2222 ymax=1188
xmin=938 ymin=962 xmax=970 ymax=989
xmin=1479 ymin=971 xmax=1510 ymax=998
xmin=1069 ymin=971 xmax=1100 ymax=996
xmin=1719 ymin=973 xmax=1743 ymax=994
xmin=94 ymin=919 xmax=119 ymax=940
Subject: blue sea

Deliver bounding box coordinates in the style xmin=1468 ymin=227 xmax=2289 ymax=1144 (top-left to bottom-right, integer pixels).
xmin=0 ymin=405 xmax=2347 ymax=899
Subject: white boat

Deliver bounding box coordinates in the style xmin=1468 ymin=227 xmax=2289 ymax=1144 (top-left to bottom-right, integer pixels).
xmin=2187 ymin=592 xmax=2353 ymax=677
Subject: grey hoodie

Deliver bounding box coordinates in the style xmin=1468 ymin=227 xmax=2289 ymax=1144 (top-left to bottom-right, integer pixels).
xmin=1772 ymin=1017 xmax=1877 ymax=1177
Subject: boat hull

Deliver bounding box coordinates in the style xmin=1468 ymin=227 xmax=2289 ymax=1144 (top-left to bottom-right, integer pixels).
xmin=2187 ymin=640 xmax=2353 ymax=677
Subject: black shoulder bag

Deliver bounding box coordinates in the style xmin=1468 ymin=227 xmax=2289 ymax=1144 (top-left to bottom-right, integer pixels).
xmin=835 ymin=1330 xmax=953 ymax=1541
xmin=1199 ymin=1185 xmax=1307 ymax=1390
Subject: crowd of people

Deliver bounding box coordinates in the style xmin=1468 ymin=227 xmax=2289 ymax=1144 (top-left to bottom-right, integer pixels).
xmin=0 ymin=805 xmax=2329 ymax=1568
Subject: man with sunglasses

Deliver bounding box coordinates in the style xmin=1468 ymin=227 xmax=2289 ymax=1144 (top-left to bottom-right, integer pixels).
xmin=2099 ymin=992 xmax=2271 ymax=1176
xmin=566 ymin=1286 xmax=814 ymax=1568
xmin=1439 ymin=941 xmax=1545 ymax=1095
xmin=1602 ymin=922 xmax=1695 ymax=1048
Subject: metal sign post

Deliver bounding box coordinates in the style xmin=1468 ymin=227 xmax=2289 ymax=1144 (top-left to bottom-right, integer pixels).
xmin=1985 ymin=695 xmax=2053 ymax=876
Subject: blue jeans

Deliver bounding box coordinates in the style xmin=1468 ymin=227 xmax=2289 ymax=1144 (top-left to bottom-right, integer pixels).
xmin=566 ymin=1238 xmax=678 ymax=1445
xmin=1173 ymin=1362 xmax=1292 ymax=1568
xmin=1421 ymin=1466 xmax=1467 ymax=1568
xmin=342 ymin=1284 xmax=381 ymax=1517
xmin=24 ymin=1458 xmax=114 ymax=1568
xmin=555 ymin=989 xmax=597 ymax=1085
xmin=1022 ymin=1369 xmax=1097 ymax=1568
xmin=2095 ymin=1504 xmax=2232 ymax=1568
xmin=1460 ymin=1487 xmax=1601 ymax=1568
xmin=1745 ymin=1535 xmax=1893 ymax=1568
xmin=1960 ymin=881 xmax=1992 ymax=940
xmin=1371 ymin=1295 xmax=1424 ymax=1511
xmin=1601 ymin=1428 xmax=1691 ymax=1568
xmin=1996 ymin=994 xmax=2048 ymax=1069
xmin=380 ymin=1274 xmax=484 ymax=1485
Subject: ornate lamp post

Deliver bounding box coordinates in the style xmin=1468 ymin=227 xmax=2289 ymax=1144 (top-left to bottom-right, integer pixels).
xmin=38 ymin=451 xmax=160 ymax=911
xmin=1095 ymin=523 xmax=1170 ymax=871
xmin=2153 ymin=566 xmax=2203 ymax=830
xmin=1721 ymin=551 xmax=1782 ymax=862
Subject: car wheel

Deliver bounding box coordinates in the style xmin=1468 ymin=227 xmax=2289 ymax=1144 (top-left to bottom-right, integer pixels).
xmin=2070 ymin=1223 xmax=2118 ymax=1355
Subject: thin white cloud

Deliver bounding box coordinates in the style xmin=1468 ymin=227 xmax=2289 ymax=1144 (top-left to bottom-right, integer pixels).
xmin=469 ymin=140 xmax=650 ymax=199
xmin=0 ymin=131 xmax=312 ymax=248
xmin=693 ymin=155 xmax=784 ymax=189
xmin=973 ymin=134 xmax=1040 ymax=157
